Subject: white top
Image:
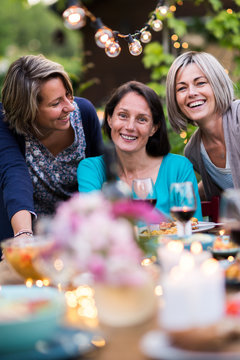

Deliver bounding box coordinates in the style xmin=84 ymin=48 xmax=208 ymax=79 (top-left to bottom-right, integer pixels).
xmin=200 ymin=141 xmax=233 ymax=190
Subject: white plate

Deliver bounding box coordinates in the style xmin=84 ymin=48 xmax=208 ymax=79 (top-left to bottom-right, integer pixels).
xmin=139 ymin=222 xmax=215 ymax=236
xmin=140 ymin=330 xmax=240 ymax=360
xmin=192 ymin=221 xmax=215 ymax=233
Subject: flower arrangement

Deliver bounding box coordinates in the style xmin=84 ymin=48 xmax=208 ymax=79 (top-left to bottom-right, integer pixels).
xmin=38 ymin=191 xmax=165 ymax=286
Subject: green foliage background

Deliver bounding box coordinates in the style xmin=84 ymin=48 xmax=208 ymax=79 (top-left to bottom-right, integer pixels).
xmin=0 ymin=0 xmax=84 ymax=95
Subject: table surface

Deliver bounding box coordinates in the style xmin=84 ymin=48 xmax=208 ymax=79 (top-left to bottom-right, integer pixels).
xmin=0 ymin=225 xmax=239 ymax=360
xmin=0 ymin=259 xmax=157 ymax=360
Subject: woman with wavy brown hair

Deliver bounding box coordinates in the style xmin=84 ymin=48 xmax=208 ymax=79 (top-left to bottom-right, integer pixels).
xmin=0 ymin=54 xmax=103 ymax=242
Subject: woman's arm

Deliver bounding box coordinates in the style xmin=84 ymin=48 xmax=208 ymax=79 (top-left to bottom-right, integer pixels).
xmin=0 ymin=107 xmax=35 ymax=240
xmin=198 ymin=180 xmax=206 ymax=201
xmin=11 ymin=210 xmax=33 ymax=236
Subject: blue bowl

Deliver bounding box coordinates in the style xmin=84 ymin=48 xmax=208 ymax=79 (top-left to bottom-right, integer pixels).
xmin=0 ymin=285 xmax=65 ymax=353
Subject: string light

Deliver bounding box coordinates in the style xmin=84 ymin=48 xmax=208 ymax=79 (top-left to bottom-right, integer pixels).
xmin=63 ymin=5 xmax=86 ymax=29
xmin=105 ymin=40 xmax=121 ymax=58
xmin=151 ymin=18 xmax=163 ymax=32
xmin=128 ymin=37 xmax=143 ymax=56
xmin=62 ymin=0 xmax=181 ymax=58
xmin=156 ymin=5 xmax=169 ymax=15
xmin=95 ymin=26 xmax=114 ymax=48
xmin=140 ymin=30 xmax=152 ymax=43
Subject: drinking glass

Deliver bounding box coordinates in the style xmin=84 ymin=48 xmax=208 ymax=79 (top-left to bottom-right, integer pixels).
xmin=132 ymin=178 xmax=157 ymax=207
xmin=220 ymin=189 xmax=240 ymax=244
xmin=170 ymin=182 xmax=197 ymax=237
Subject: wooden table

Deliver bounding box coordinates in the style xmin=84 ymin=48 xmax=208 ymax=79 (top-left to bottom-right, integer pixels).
xmin=0 ymin=260 xmax=157 ymax=360
xmin=0 ymin=228 xmax=239 ymax=360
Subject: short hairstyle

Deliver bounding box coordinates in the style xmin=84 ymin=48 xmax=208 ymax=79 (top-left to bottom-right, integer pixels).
xmin=102 ymin=80 xmax=170 ymax=157
xmin=1 ymin=54 xmax=73 ymax=135
xmin=166 ymin=51 xmax=234 ymax=133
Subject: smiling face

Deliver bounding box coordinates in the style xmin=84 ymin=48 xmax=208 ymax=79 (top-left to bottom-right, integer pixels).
xmin=175 ymin=63 xmax=217 ymax=125
xmin=107 ymin=91 xmax=157 ymax=155
xmin=36 ymin=77 xmax=75 ymax=136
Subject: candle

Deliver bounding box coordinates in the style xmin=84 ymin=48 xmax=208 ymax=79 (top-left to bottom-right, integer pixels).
xmin=157 ymin=240 xmax=184 ymax=273
xmin=190 ymin=241 xmax=211 ymax=267
xmin=159 ymin=250 xmax=225 ymax=331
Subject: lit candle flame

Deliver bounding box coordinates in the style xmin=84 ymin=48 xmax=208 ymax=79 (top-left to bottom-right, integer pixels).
xmin=201 ymin=258 xmax=219 ymax=275
xmin=167 ymin=240 xmax=184 ymax=253
xmin=190 ymin=241 xmax=203 ymax=255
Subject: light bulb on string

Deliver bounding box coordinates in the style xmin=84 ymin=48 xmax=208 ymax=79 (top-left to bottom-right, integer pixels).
xmin=95 ymin=27 xmax=114 ymax=48
xmin=128 ymin=36 xmax=142 ymax=56
xmin=140 ymin=30 xmax=152 ymax=43
xmin=62 ymin=5 xmax=86 ymax=30
xmin=93 ymin=17 xmax=114 ymax=48
xmin=151 ymin=19 xmax=163 ymax=32
xmin=105 ymin=40 xmax=121 ymax=58
xmin=156 ymin=5 xmax=169 ymax=16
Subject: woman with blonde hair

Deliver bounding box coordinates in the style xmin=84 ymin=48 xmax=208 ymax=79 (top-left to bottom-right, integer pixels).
xmin=0 ymin=54 xmax=103 ymax=242
xmin=166 ymin=51 xmax=239 ymax=200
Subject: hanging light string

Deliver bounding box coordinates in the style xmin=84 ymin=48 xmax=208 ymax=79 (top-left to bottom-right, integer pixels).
xmin=62 ymin=0 xmax=184 ymax=58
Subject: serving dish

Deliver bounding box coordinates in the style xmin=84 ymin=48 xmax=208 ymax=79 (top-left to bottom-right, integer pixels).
xmin=140 ymin=330 xmax=240 ymax=360
xmin=1 ymin=236 xmax=53 ymax=281
xmin=0 ymin=285 xmax=65 ymax=353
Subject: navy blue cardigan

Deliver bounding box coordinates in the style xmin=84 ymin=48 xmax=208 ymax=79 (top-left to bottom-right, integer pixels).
xmin=0 ymin=97 xmax=103 ymax=242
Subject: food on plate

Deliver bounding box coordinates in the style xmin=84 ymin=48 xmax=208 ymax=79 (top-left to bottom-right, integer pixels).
xmin=225 ymin=254 xmax=240 ymax=281
xmin=0 ymin=298 xmax=51 ymax=322
xmin=191 ymin=217 xmax=199 ymax=230
xmin=213 ymin=236 xmax=239 ymax=251
xmin=141 ymin=218 xmax=199 ymax=236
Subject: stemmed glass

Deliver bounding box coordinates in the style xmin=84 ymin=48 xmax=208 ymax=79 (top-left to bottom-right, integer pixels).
xmin=170 ymin=182 xmax=197 ymax=238
xmin=132 ymin=178 xmax=157 ymax=207
xmin=220 ymin=189 xmax=240 ymax=244
xmin=132 ymin=178 xmax=157 ymax=237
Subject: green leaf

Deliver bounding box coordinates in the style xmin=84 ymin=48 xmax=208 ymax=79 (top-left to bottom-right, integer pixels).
xmin=208 ymin=0 xmax=222 ymax=11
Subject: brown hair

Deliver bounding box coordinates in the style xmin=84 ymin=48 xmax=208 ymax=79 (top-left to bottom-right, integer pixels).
xmin=1 ymin=54 xmax=73 ymax=135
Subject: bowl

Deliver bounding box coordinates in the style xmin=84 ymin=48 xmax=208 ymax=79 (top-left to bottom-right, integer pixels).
xmin=1 ymin=236 xmax=53 ymax=281
xmin=0 ymin=285 xmax=65 ymax=353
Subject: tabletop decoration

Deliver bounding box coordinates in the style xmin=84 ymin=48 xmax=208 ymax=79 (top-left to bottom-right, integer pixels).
xmin=157 ymin=239 xmax=225 ymax=331
xmin=36 ymin=191 xmax=165 ymax=326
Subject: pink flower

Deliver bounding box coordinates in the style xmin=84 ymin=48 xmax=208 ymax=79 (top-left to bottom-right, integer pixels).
xmin=38 ymin=191 xmax=156 ymax=286
xmin=111 ymin=199 xmax=167 ymax=224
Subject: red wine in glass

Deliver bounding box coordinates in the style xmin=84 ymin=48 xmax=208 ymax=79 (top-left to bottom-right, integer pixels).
xmin=171 ymin=206 xmax=195 ymax=223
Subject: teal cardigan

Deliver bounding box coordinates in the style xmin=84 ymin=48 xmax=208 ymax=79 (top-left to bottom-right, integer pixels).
xmin=77 ymin=153 xmax=203 ymax=220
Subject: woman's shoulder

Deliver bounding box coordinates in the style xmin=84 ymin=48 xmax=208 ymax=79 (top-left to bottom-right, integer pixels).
xmin=73 ymin=97 xmax=95 ymax=112
xmin=80 ymin=155 xmax=104 ymax=167
xmin=164 ymin=152 xmax=192 ymax=165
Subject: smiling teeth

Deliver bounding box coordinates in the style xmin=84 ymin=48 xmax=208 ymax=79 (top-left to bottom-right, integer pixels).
xmin=121 ymin=135 xmax=136 ymax=140
xmin=189 ymin=101 xmax=204 ymax=108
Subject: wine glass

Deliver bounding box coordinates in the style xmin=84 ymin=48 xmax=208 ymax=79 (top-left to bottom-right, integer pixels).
xmin=132 ymin=178 xmax=157 ymax=207
xmin=132 ymin=178 xmax=157 ymax=237
xmin=220 ymin=189 xmax=240 ymax=244
xmin=170 ymin=182 xmax=197 ymax=238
